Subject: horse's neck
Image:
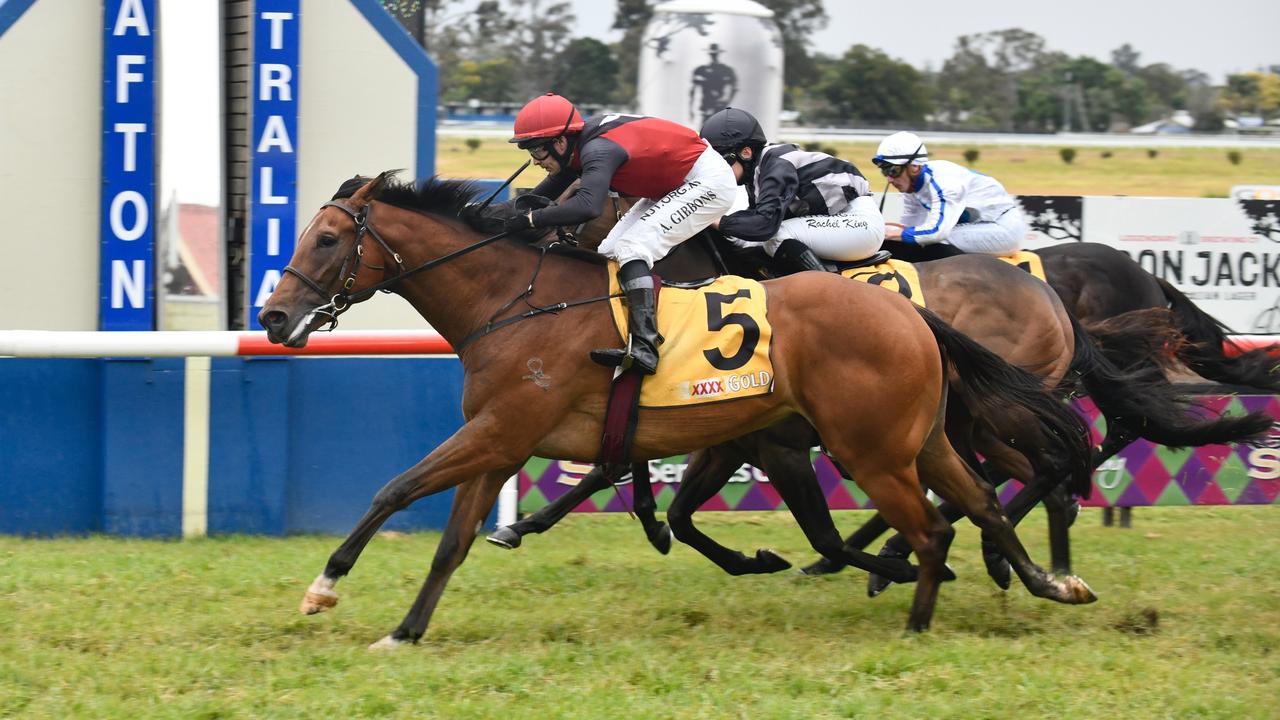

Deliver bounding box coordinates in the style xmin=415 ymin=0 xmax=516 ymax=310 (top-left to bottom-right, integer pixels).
xmin=377 ymin=206 xmax=595 ymax=350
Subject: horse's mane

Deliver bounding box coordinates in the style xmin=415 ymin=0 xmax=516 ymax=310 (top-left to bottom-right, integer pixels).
xmin=330 ymin=174 xmax=606 ymax=266
xmin=331 ymin=174 xmax=510 ymax=236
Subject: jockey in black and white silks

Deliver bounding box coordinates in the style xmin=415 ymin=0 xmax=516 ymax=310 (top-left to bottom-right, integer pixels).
xmin=700 ymin=108 xmax=885 ymax=275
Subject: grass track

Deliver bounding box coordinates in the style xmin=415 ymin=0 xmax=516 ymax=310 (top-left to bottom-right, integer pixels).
xmin=436 ymin=137 xmax=1280 ymax=198
xmin=2 ymin=508 xmax=1278 ymax=718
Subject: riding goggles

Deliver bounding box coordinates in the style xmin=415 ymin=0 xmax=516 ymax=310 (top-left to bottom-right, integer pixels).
xmin=523 ymin=141 xmax=554 ymax=161
xmin=874 ymin=160 xmax=908 ymax=178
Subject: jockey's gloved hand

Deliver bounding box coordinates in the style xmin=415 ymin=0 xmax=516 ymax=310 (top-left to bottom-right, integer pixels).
xmin=503 ymin=212 xmax=536 ymax=233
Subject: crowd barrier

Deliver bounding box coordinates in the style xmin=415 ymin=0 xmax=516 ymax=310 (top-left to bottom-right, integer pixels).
xmin=2 ymin=331 xmax=1277 ymax=537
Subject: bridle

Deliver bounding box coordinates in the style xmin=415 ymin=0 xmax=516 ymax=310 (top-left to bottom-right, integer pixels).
xmin=282 ymin=198 xmax=512 ymax=331
xmin=280 ymin=197 xmax=613 ymax=348
xmin=282 ymin=199 xmax=407 ymax=330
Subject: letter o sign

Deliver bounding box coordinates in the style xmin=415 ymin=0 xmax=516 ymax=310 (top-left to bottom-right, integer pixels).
xmin=109 ymin=190 xmax=149 ymax=241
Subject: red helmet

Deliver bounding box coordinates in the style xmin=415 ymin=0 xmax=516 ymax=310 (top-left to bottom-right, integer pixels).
xmin=509 ymin=93 xmax=584 ymax=146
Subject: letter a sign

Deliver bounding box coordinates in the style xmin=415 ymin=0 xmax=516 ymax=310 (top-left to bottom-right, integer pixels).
xmin=248 ymin=0 xmax=300 ymax=329
xmin=100 ymin=0 xmax=156 ymax=329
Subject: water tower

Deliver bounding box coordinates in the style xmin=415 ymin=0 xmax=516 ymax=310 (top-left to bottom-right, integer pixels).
xmin=638 ymin=0 xmax=784 ymax=138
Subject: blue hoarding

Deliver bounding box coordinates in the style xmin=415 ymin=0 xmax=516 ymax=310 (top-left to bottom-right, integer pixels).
xmin=100 ymin=0 xmax=156 ymax=330
xmin=248 ymin=0 xmax=300 ymax=329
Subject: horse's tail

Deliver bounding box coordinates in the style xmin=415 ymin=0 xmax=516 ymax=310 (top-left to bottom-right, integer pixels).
xmin=1079 ymin=308 xmax=1187 ymax=374
xmin=1157 ymin=277 xmax=1280 ymax=391
xmin=1068 ymin=311 xmax=1273 ymax=449
xmin=915 ymin=306 xmax=1093 ymax=497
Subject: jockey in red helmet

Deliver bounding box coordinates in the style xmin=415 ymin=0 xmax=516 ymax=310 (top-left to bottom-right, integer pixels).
xmin=507 ymin=93 xmax=736 ymax=375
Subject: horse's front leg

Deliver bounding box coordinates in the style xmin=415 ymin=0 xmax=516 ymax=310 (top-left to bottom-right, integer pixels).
xmin=486 ymin=464 xmax=615 ymax=549
xmin=371 ymin=469 xmax=513 ymax=649
xmin=299 ymin=417 xmax=530 ymax=617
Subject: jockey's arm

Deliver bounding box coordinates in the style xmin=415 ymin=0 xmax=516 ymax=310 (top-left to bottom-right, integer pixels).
xmin=531 ymin=140 xmax=626 ymax=228
xmin=718 ymin=159 xmax=799 ymax=244
xmin=901 ymin=172 xmax=965 ymax=245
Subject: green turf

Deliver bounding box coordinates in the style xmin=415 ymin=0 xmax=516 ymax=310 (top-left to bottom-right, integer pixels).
xmin=437 ymin=136 xmax=1280 ymax=199
xmin=2 ymin=507 xmax=1277 ymax=718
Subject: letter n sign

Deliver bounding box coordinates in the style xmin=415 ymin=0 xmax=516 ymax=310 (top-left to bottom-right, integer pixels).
xmin=248 ymin=0 xmax=300 ymax=329
xmin=100 ymin=0 xmax=156 ymax=330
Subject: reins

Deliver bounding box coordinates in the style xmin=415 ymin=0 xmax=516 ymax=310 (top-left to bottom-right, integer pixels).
xmin=284 ymin=198 xmax=616 ymax=347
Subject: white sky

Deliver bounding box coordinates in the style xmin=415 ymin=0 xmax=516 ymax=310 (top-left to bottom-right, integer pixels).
xmin=571 ymin=0 xmax=1277 ymax=83
xmin=159 ymin=0 xmax=220 ymax=206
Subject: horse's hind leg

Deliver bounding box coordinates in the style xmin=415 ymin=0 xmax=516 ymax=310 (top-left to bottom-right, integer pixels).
xmin=1042 ymin=484 xmax=1075 ymax=575
xmin=668 ymin=444 xmax=794 ymax=575
xmin=755 ymin=441 xmax=925 ymax=584
xmin=487 ymin=464 xmax=615 ymax=549
xmin=832 ymin=453 xmax=953 ymax=632
xmin=373 ymin=470 xmax=511 ymax=648
xmin=629 ymin=463 xmax=673 ymax=554
xmin=915 ymin=431 xmax=1097 ymax=606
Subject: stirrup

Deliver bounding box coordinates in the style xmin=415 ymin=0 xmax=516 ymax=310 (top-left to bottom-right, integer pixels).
xmin=590 ymin=336 xmax=657 ymax=375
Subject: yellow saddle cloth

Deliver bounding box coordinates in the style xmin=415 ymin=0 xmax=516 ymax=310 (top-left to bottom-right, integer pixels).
xmin=840 ymin=259 xmax=926 ymax=308
xmin=997 ymin=250 xmax=1047 ymax=283
xmin=608 ymin=263 xmax=775 ymax=408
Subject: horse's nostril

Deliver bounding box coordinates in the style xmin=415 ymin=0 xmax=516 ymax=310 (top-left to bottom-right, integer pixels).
xmin=260 ymin=310 xmax=288 ymax=331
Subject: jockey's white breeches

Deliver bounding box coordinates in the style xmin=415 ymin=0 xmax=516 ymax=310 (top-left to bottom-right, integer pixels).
xmin=943 ymin=208 xmax=1028 ymax=255
xmin=762 ymin=195 xmax=886 ymax=262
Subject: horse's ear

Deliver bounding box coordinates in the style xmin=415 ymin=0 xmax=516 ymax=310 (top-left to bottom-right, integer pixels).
xmin=354 ymin=170 xmax=400 ymax=204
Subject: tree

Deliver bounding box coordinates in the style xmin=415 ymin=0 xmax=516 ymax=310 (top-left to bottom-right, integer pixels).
xmin=495 ymin=0 xmax=577 ymax=100
xmin=609 ymin=0 xmax=654 ymax=106
xmin=550 ymin=38 xmax=621 ymax=105
xmin=756 ymin=0 xmax=827 ymax=105
xmin=1221 ymin=71 xmax=1280 ymax=117
xmin=444 ymin=57 xmax=519 ymax=102
xmin=1135 ymin=63 xmax=1191 ymax=114
xmin=813 ymin=45 xmax=930 ymax=124
xmin=1110 ymin=43 xmax=1141 ymax=75
xmin=936 ymin=29 xmax=1047 ymax=130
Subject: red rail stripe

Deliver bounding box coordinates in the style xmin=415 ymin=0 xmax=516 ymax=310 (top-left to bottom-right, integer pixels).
xmin=235 ymin=333 xmax=454 ymax=356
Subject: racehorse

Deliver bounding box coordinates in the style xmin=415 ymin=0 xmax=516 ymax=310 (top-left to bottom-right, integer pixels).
xmin=259 ymin=173 xmax=1096 ymax=645
xmin=490 ymin=252 xmax=1271 ymax=589
xmin=490 ymin=193 xmax=1272 ymax=575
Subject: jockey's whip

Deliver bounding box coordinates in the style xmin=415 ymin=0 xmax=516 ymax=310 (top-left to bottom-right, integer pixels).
xmin=475 ymin=160 xmax=530 ymax=213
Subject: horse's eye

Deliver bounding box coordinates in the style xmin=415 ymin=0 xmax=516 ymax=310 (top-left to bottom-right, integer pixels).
xmin=316 ymin=233 xmax=339 ymax=248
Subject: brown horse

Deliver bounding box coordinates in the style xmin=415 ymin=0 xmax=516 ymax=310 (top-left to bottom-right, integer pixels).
xmin=259 ymin=173 xmax=1096 ymax=645
xmin=491 ymin=253 xmax=1270 ymax=589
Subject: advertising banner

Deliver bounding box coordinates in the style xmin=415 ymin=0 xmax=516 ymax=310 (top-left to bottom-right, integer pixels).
xmin=247 ymin=0 xmax=300 ymax=330
xmin=100 ymin=0 xmax=156 ymax=330
xmin=516 ymin=396 xmax=1280 ymax=514
xmin=877 ymin=193 xmax=1280 ymax=333
xmin=1023 ymin=196 xmax=1280 ymax=334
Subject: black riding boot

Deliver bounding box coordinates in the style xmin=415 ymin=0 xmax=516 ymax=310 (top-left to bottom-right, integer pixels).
xmin=771 ymin=238 xmax=828 ymax=276
xmin=591 ymin=260 xmax=663 ymax=375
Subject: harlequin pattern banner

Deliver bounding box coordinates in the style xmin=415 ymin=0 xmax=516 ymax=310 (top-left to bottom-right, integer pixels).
xmin=516 ymin=395 xmax=1280 ymax=514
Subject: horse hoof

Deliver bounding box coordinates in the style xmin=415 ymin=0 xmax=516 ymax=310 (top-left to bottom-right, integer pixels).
xmin=867 ymin=573 xmax=892 ymax=598
xmin=368 ymin=634 xmax=409 ymax=651
xmin=985 ymin=557 xmax=1012 ymax=590
xmin=485 ymin=526 xmax=522 ymax=550
xmin=299 ymin=575 xmax=338 ymax=615
xmin=755 ymin=548 xmax=793 ymax=573
xmin=1062 ymin=575 xmax=1098 ymax=604
xmin=648 ymin=523 xmax=672 ymax=555
xmin=941 ymin=563 xmax=957 ymax=582
xmin=798 ymin=557 xmax=845 ymax=576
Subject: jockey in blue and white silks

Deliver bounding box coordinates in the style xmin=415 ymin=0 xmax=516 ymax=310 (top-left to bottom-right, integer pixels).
xmin=874 ymin=131 xmax=1027 ymax=255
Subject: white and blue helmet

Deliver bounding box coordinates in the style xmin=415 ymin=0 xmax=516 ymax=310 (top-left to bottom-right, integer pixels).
xmin=873 ymin=131 xmax=928 ymax=169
